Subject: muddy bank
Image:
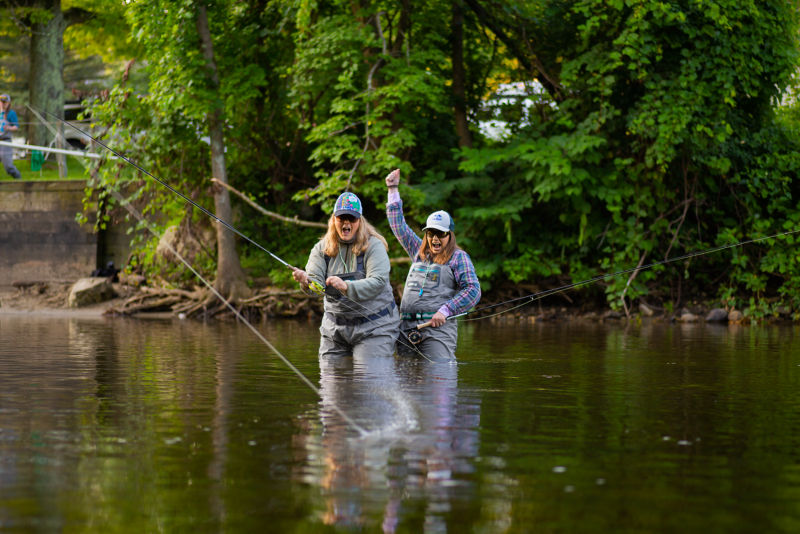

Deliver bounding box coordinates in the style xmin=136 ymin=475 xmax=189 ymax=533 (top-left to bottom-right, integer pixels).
xmin=0 ymin=279 xmax=778 ymax=324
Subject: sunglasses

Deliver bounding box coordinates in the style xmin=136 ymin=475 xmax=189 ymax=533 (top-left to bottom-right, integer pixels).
xmin=336 ymin=214 xmax=359 ymax=223
xmin=426 ymin=229 xmax=450 ymax=239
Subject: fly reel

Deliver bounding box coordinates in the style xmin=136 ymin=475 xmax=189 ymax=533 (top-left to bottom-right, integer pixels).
xmin=406 ymin=328 xmax=423 ymax=345
xmin=405 ymin=320 xmax=432 ymax=345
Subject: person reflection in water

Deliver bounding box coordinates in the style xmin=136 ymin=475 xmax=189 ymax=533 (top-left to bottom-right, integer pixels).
xmin=293 ymin=191 xmax=399 ymax=360
xmin=305 ymin=355 xmax=481 ymax=532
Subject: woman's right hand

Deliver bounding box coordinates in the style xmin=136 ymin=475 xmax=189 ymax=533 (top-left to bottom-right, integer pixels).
xmin=292 ymin=268 xmax=309 ymax=288
xmin=385 ymin=168 xmax=400 ymax=188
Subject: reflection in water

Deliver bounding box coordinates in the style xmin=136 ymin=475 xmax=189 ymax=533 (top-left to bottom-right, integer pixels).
xmin=3 ymin=316 xmax=800 ymax=531
xmin=302 ymin=353 xmax=481 ymax=532
xmin=0 ymin=316 xmax=251 ymax=531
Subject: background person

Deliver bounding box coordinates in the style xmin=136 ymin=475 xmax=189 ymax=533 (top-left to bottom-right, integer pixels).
xmin=0 ymin=94 xmax=21 ymax=179
xmin=385 ymin=168 xmax=481 ymax=361
xmin=292 ymin=192 xmax=399 ymax=360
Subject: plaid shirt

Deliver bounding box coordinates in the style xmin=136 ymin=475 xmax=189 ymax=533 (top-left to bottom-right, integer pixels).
xmin=387 ymin=196 xmax=481 ymax=317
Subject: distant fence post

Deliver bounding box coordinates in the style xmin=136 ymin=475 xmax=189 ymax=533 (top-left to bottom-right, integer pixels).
xmin=56 ymin=121 xmax=67 ymax=178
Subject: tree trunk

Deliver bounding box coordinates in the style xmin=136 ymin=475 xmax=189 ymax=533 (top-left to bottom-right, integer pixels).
xmin=29 ymin=0 xmax=66 ymax=160
xmin=27 ymin=1 xmax=90 ymax=176
xmin=196 ymin=4 xmax=250 ymax=301
xmin=452 ymin=0 xmax=472 ymax=148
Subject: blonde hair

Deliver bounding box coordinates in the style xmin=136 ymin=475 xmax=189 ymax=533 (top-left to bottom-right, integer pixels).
xmin=322 ymin=214 xmax=389 ymax=257
xmin=418 ymin=231 xmax=458 ymax=264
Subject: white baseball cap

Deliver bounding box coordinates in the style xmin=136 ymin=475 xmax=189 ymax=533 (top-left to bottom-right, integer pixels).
xmin=422 ymin=210 xmax=454 ymax=233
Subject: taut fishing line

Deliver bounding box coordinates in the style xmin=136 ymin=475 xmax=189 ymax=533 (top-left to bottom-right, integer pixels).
xmin=41 ymin=111 xmax=304 ymax=273
xmin=453 ymin=227 xmax=800 ymax=322
xmin=38 ymin=108 xmax=372 ymax=435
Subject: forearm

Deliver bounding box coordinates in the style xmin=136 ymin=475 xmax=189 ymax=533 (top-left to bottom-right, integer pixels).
xmin=304 ymin=243 xmax=328 ymax=286
xmin=440 ymin=252 xmax=482 ymax=316
xmin=440 ymin=282 xmax=481 ymax=317
xmin=345 ymin=242 xmax=391 ymax=300
xmin=386 ymin=198 xmax=422 ymax=258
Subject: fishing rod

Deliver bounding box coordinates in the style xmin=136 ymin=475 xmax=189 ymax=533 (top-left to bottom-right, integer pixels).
xmin=41 ymin=109 xmax=330 ymax=294
xmin=453 ymin=227 xmax=800 ymax=322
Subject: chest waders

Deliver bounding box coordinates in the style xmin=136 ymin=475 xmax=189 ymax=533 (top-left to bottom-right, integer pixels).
xmin=398 ymin=260 xmax=458 ymax=361
xmin=318 ymin=248 xmax=398 ymax=360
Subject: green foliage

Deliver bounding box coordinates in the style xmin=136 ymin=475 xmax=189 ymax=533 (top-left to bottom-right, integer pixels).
xmin=68 ymin=0 xmax=800 ymax=317
xmin=457 ymin=0 xmax=800 ymax=314
xmin=289 ymin=1 xmax=454 ymax=211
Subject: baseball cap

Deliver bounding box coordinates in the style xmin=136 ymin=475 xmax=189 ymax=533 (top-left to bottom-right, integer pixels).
xmin=0 ymin=94 xmax=9 ymax=102
xmin=422 ymin=210 xmax=454 ymax=233
xmin=333 ymin=192 xmax=362 ymax=219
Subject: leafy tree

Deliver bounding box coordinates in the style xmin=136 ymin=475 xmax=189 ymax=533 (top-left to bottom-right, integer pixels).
xmin=77 ymin=0 xmax=800 ymax=319
xmin=289 ymin=0 xmax=468 ymax=210
xmin=92 ymin=0 xmax=278 ymax=299
xmin=454 ymin=0 xmax=800 ymax=313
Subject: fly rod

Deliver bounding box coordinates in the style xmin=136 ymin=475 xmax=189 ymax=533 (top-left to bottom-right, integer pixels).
xmin=456 ymin=227 xmax=800 ymax=322
xmin=41 ymin=110 xmax=328 ymax=294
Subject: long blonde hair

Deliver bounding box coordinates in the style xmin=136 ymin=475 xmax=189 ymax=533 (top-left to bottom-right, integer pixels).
xmin=418 ymin=232 xmax=458 ymax=264
xmin=322 ymin=214 xmax=389 ymax=257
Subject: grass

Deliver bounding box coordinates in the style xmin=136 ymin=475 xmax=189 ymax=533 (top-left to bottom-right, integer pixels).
xmin=1 ymin=154 xmax=93 ymax=181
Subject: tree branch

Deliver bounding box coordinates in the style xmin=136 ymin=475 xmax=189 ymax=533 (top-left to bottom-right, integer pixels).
xmin=210 ymin=178 xmax=326 ymax=229
xmin=462 ymin=0 xmax=562 ymax=101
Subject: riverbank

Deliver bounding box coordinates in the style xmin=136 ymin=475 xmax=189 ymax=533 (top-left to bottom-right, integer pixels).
xmin=0 ymin=282 xmax=129 ymax=318
xmin=0 ymin=278 xmax=774 ymax=324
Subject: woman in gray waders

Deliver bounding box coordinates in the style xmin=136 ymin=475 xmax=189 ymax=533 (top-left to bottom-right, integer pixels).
xmin=385 ymin=169 xmax=481 ymax=361
xmin=292 ymin=192 xmax=399 ymax=359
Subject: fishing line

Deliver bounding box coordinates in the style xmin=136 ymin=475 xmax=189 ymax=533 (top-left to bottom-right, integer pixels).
xmin=454 ymin=227 xmax=800 ymax=322
xmin=41 ymin=109 xmax=300 ymax=272
xmin=35 ymin=107 xmax=370 ymax=436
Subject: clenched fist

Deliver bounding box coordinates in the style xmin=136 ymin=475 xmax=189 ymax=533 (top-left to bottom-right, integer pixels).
xmin=385 ymin=169 xmax=400 ymax=188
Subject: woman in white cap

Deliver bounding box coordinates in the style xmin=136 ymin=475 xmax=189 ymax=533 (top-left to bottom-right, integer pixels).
xmin=385 ymin=169 xmax=481 ymax=361
xmin=292 ymin=191 xmax=399 ymax=359
xmin=0 ymin=94 xmax=21 ymax=179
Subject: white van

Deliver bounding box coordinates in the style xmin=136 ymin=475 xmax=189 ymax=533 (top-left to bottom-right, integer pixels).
xmin=62 ymin=101 xmax=92 ymax=150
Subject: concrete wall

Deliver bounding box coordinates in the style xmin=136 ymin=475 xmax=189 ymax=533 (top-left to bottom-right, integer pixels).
xmin=0 ymin=180 xmax=97 ymax=285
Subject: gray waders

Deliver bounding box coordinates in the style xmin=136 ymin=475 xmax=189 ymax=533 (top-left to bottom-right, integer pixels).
xmin=397 ymin=261 xmax=458 ymax=362
xmin=319 ymin=254 xmax=399 ymax=361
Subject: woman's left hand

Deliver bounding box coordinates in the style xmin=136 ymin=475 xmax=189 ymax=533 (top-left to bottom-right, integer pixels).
xmin=325 ymin=276 xmax=348 ymax=293
xmin=429 ymin=311 xmax=447 ymax=327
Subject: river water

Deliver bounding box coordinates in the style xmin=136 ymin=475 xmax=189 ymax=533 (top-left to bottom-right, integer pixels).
xmin=1 ymin=314 xmax=799 ymax=532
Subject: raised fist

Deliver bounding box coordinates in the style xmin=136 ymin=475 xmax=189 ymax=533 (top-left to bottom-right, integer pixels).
xmin=385 ymin=168 xmax=400 ymax=188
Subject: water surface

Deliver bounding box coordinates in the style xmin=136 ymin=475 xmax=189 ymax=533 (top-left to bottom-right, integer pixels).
xmin=1 ymin=315 xmax=799 ymax=532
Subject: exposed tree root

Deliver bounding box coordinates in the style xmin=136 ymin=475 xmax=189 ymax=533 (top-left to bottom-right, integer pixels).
xmin=105 ymin=285 xmax=323 ymax=320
